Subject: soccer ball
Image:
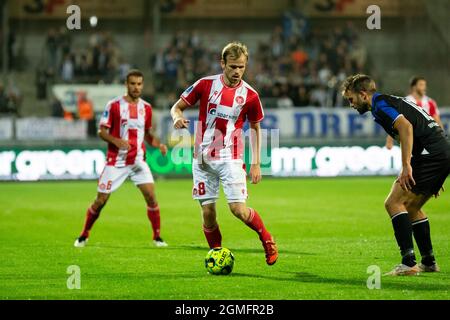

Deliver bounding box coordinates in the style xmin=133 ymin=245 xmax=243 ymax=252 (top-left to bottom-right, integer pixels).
xmin=205 ymin=247 xmax=235 ymax=275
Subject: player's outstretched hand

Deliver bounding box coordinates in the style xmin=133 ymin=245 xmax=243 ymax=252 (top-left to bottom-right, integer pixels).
xmin=396 ymin=164 xmax=415 ymax=191
xmin=115 ymin=138 xmax=130 ymax=150
xmin=249 ymin=164 xmax=262 ymax=184
xmin=159 ymin=143 xmax=168 ymax=156
xmin=173 ymin=117 xmax=190 ymax=129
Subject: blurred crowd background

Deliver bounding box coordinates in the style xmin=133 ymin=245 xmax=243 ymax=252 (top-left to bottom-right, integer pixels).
xmin=20 ymin=13 xmax=369 ymax=118
xmin=0 ymin=0 xmax=447 ymax=123
xmin=0 ymin=0 xmax=448 ymax=180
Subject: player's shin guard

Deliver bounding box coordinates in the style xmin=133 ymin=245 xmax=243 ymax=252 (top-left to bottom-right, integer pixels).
xmin=391 ymin=212 xmax=416 ymax=267
xmin=203 ymin=224 xmax=222 ymax=248
xmin=245 ymin=208 xmax=271 ymax=242
xmin=80 ymin=206 xmax=100 ymax=238
xmin=147 ymin=204 xmax=161 ymax=240
xmin=412 ymin=218 xmax=435 ymax=266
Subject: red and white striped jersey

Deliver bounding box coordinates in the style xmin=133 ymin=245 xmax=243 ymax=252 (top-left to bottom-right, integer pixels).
xmin=181 ymin=74 xmax=264 ymax=161
xmin=405 ymin=94 xmax=439 ymax=117
xmin=99 ymin=96 xmax=152 ymax=167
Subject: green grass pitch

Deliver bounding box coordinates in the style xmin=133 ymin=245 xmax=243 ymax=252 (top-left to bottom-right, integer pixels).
xmin=0 ymin=177 xmax=449 ymax=300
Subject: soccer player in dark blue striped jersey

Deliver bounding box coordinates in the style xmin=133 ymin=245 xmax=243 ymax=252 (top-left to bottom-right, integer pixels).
xmin=342 ymin=74 xmax=450 ymax=276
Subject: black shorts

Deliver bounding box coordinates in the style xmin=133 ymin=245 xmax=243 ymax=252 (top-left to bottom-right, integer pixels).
xmin=411 ymin=153 xmax=450 ymax=196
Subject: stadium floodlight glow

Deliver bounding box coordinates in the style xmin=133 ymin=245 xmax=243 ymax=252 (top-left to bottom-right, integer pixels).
xmin=89 ymin=16 xmax=98 ymax=27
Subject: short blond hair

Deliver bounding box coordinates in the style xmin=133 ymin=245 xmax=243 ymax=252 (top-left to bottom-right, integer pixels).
xmin=341 ymin=74 xmax=376 ymax=96
xmin=221 ymin=41 xmax=249 ymax=64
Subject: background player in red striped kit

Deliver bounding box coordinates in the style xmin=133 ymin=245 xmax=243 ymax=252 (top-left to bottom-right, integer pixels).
xmin=386 ymin=76 xmax=443 ymax=149
xmin=170 ymin=42 xmax=278 ymax=265
xmin=74 ymin=69 xmax=169 ymax=248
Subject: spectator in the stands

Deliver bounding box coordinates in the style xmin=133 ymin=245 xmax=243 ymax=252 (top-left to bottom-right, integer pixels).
xmin=291 ymin=45 xmax=308 ymax=68
xmin=118 ymin=57 xmax=131 ymax=83
xmin=77 ymin=92 xmax=96 ymax=136
xmin=50 ymin=96 xmax=65 ymax=118
xmin=46 ymin=28 xmax=59 ymax=71
xmin=310 ymin=84 xmax=327 ymax=107
xmin=164 ymin=47 xmax=179 ymax=89
xmin=58 ymin=27 xmax=72 ymax=60
xmin=76 ymin=51 xmax=91 ymax=78
xmin=0 ymin=83 xmax=10 ymax=113
xmin=6 ymin=79 xmax=21 ymax=115
xmin=277 ymin=83 xmax=295 ymax=109
xmin=0 ymin=81 xmax=20 ymax=115
xmin=61 ymin=54 xmax=74 ymax=83
xmin=293 ymin=85 xmax=311 ymax=107
xmin=36 ymin=67 xmax=49 ymax=100
xmin=8 ymin=30 xmax=17 ymax=71
xmin=77 ymin=92 xmax=94 ymax=121
xmin=43 ymin=17 xmax=369 ymax=108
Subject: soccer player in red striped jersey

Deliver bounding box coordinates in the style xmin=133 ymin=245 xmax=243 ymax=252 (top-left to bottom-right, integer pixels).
xmin=170 ymin=42 xmax=278 ymax=265
xmin=74 ymin=69 xmax=169 ymax=248
xmin=386 ymin=76 xmax=443 ymax=149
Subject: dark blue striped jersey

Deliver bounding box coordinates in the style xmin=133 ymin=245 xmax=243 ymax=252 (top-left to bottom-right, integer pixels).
xmin=371 ymin=92 xmax=450 ymax=157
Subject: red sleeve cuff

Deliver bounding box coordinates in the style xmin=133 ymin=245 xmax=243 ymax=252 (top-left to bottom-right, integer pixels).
xmin=180 ymin=95 xmax=193 ymax=106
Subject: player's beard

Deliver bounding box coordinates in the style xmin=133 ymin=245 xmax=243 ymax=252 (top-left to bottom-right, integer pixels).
xmin=225 ymin=70 xmax=243 ymax=87
xmin=356 ymin=102 xmax=370 ymax=114
xmin=128 ymin=91 xmax=141 ymax=100
xmin=417 ymin=90 xmax=425 ymax=98
xmin=227 ymin=75 xmax=240 ymax=86
xmin=231 ymin=76 xmax=239 ymax=83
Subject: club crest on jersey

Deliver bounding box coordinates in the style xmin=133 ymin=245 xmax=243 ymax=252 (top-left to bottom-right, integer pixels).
xmin=235 ymin=96 xmax=244 ymax=105
xmin=207 ymin=103 xmax=217 ymax=115
xmin=103 ymin=110 xmax=109 ymax=117
xmin=183 ymin=85 xmax=194 ymax=96
xmin=139 ymin=108 xmax=144 ymax=115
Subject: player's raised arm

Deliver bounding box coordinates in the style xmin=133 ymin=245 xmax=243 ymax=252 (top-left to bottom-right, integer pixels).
xmin=249 ymin=122 xmax=262 ymax=184
xmin=393 ymin=115 xmax=415 ymax=191
xmin=98 ymin=125 xmax=130 ymax=150
xmin=170 ymin=98 xmax=190 ymax=129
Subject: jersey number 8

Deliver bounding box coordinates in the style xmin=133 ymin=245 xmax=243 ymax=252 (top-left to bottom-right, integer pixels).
xmin=198 ymin=182 xmax=206 ymax=196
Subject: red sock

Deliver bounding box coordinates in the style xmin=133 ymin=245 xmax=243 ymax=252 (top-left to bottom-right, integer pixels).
xmin=203 ymin=224 xmax=222 ymax=248
xmin=147 ymin=204 xmax=161 ymax=240
xmin=245 ymin=208 xmax=271 ymax=242
xmin=80 ymin=206 xmax=100 ymax=238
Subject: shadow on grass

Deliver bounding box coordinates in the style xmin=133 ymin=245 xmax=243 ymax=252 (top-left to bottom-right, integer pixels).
xmin=177 ymin=245 xmax=315 ymax=256
xmin=85 ymin=244 xmax=314 ymax=256
xmin=37 ymin=242 xmax=312 ymax=257
xmin=230 ymin=271 xmax=450 ymax=292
